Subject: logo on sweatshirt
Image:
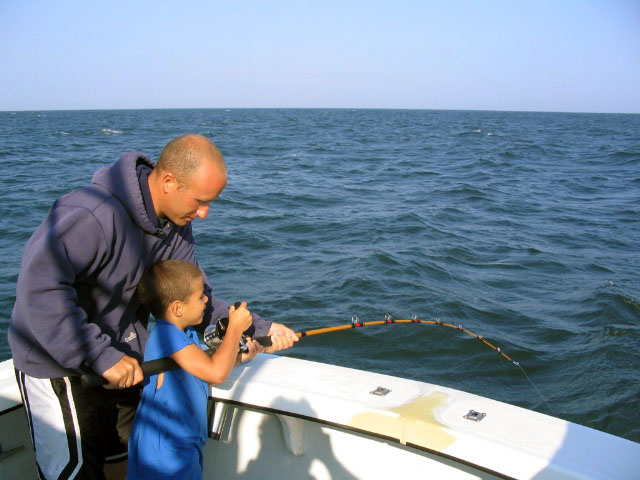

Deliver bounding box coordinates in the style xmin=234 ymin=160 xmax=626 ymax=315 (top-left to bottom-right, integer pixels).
xmin=124 ymin=331 xmax=137 ymax=343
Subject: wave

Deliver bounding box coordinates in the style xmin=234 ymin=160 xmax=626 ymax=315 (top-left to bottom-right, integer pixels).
xmin=455 ymin=129 xmax=484 ymax=137
xmin=607 ymin=150 xmax=639 ymax=160
xmin=101 ymin=128 xmax=124 ymax=135
xmin=603 ymin=324 xmax=640 ymax=337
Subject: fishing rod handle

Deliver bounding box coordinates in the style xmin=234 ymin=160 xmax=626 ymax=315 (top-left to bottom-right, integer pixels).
xmin=80 ymin=355 xmax=180 ymax=389
xmin=80 ymin=335 xmax=271 ymax=389
xmin=254 ymin=335 xmax=272 ymax=347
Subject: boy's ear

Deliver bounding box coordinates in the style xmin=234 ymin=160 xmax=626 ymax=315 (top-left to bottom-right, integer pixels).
xmin=169 ymin=299 xmax=183 ymax=317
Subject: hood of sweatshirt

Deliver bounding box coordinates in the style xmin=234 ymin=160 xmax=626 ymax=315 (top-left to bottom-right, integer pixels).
xmin=91 ymin=151 xmax=161 ymax=235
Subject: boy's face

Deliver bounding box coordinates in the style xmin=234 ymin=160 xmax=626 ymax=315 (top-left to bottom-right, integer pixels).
xmin=183 ymin=277 xmax=208 ymax=326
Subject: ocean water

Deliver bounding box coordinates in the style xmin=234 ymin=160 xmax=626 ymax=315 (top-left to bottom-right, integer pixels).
xmin=0 ymin=109 xmax=638 ymax=442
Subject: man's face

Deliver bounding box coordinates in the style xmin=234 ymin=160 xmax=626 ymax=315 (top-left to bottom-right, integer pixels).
xmin=164 ymin=161 xmax=227 ymax=227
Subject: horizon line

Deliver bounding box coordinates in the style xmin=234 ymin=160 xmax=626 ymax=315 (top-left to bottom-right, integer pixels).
xmin=1 ymin=106 xmax=639 ymax=115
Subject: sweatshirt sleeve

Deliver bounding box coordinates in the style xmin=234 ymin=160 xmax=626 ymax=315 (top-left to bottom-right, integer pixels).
xmin=13 ymin=204 xmax=124 ymax=374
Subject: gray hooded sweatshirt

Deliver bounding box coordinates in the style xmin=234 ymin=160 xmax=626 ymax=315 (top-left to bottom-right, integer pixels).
xmin=9 ymin=152 xmax=270 ymax=379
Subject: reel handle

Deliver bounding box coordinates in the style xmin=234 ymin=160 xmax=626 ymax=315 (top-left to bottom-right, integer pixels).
xmin=206 ymin=302 xmax=273 ymax=352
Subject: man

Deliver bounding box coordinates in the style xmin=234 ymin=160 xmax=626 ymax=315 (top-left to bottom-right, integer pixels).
xmin=8 ymin=134 xmax=297 ymax=479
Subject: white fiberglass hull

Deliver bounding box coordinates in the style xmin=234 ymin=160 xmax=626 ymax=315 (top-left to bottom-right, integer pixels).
xmin=1 ymin=355 xmax=639 ymax=479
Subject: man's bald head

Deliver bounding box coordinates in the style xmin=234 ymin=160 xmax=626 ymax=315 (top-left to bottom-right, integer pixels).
xmin=156 ymin=134 xmax=226 ymax=186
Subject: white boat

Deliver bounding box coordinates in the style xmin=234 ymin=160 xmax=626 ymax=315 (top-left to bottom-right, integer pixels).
xmin=1 ymin=354 xmax=639 ymax=479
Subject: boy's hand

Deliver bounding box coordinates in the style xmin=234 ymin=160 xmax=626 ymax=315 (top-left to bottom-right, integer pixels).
xmin=228 ymin=302 xmax=252 ymax=333
xmin=237 ymin=338 xmax=264 ymax=363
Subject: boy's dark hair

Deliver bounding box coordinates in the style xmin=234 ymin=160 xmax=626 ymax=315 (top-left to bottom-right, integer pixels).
xmin=138 ymin=260 xmax=203 ymax=318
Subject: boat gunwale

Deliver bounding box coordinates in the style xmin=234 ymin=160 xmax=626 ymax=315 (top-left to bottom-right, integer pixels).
xmin=210 ymin=395 xmax=517 ymax=480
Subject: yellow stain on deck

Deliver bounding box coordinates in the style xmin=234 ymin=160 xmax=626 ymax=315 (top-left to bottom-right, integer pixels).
xmin=347 ymin=392 xmax=456 ymax=451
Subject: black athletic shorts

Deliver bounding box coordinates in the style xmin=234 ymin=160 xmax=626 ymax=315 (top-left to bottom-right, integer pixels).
xmin=15 ymin=369 xmax=141 ymax=480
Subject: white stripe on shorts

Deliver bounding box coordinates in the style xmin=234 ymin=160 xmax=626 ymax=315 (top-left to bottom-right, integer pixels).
xmin=19 ymin=373 xmax=83 ymax=480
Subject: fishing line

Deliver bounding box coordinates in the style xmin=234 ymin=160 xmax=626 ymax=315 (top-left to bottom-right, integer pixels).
xmin=513 ymin=363 xmax=557 ymax=416
xmin=294 ymin=314 xmax=556 ymax=415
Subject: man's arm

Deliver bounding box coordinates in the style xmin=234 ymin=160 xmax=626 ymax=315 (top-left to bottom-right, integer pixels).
xmin=12 ymin=205 xmax=139 ymax=381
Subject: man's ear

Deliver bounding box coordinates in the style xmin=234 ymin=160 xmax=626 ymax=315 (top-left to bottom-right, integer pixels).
xmin=161 ymin=171 xmax=178 ymax=194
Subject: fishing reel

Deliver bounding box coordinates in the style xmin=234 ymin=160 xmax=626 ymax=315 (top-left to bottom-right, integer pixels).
xmin=203 ymin=302 xmax=251 ymax=354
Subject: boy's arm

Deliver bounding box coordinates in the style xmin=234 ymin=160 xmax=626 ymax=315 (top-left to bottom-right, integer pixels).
xmin=172 ymin=304 xmax=262 ymax=384
xmin=171 ymin=336 xmax=262 ymax=384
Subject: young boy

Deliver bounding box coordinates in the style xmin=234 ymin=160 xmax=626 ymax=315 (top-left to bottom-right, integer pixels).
xmin=127 ymin=260 xmax=263 ymax=480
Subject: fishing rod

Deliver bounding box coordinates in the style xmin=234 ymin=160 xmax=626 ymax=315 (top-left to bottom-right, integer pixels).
xmin=81 ymin=310 xmax=556 ymax=414
xmin=296 ymin=314 xmax=518 ymax=365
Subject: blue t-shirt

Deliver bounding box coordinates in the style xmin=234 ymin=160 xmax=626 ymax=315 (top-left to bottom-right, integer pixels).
xmin=128 ymin=319 xmax=208 ymax=480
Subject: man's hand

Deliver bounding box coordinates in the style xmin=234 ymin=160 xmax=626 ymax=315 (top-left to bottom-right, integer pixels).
xmin=102 ymin=354 xmax=143 ymax=389
xmin=264 ymin=322 xmax=298 ymax=353
xmin=268 ymin=322 xmax=298 ymax=341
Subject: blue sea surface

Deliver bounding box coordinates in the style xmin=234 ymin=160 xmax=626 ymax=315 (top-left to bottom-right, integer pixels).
xmin=0 ymin=109 xmax=638 ymax=442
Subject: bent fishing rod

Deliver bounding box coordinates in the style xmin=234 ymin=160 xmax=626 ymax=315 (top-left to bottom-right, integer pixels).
xmin=297 ymin=314 xmax=518 ymax=364
xmin=81 ymin=311 xmax=517 ymax=388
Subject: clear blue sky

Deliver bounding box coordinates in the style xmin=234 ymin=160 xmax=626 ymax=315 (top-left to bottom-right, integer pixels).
xmin=1 ymin=0 xmax=638 ymax=113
